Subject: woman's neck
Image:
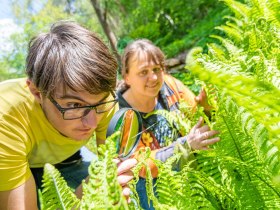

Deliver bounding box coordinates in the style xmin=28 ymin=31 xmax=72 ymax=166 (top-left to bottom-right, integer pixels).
xmin=123 ymin=88 xmax=157 ymax=113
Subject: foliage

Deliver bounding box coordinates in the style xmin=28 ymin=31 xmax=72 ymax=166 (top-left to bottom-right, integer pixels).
xmin=39 ymin=0 xmax=280 ymax=209
xmin=1 ymin=1 xmax=227 ymax=81
xmin=41 ymin=131 xmax=130 ymax=209
xmin=81 ymin=131 xmax=129 ymax=209
xmin=162 ymin=6 xmax=230 ymax=58
xmin=122 ymin=0 xmax=220 ymax=42
xmin=41 ymin=163 xmax=80 ymax=209
xmin=116 ymin=0 xmax=228 ymax=58
xmin=183 ymin=0 xmax=280 ymax=208
xmin=172 ymin=71 xmax=201 ymax=95
xmin=0 ymin=0 xmax=104 ymax=82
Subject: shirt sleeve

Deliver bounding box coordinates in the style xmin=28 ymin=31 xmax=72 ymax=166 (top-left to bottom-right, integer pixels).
xmin=0 ymin=119 xmax=32 ymax=191
xmin=133 ymin=137 xmax=194 ymax=178
xmin=95 ymin=103 xmax=119 ymax=143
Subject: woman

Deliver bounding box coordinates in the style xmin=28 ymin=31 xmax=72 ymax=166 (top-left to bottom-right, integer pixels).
xmin=117 ymin=39 xmax=219 ymax=209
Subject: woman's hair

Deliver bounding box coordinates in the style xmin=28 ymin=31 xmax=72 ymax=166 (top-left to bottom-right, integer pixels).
xmin=26 ymin=21 xmax=117 ymax=96
xmin=119 ymin=39 xmax=165 ymax=89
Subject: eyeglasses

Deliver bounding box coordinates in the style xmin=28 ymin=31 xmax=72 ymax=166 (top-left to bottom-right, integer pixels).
xmin=48 ymin=92 xmax=118 ymax=120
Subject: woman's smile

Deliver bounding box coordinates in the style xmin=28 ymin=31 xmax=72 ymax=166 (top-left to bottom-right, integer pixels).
xmin=146 ymin=82 xmax=159 ymax=88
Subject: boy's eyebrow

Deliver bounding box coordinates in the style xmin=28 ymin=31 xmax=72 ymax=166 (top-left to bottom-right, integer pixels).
xmin=56 ymin=93 xmax=110 ymax=105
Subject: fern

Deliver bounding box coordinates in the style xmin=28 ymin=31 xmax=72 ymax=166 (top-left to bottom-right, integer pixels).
xmin=80 ymin=131 xmax=129 ymax=209
xmin=186 ymin=62 xmax=280 ymax=145
xmin=41 ymin=163 xmax=80 ymax=210
xmin=143 ymin=109 xmax=192 ymax=144
xmin=42 ymin=132 xmax=130 ymax=210
xmin=155 ymin=154 xmax=184 ymax=206
xmin=222 ymin=0 xmax=251 ymax=19
xmin=40 ymin=0 xmax=280 ymax=209
xmin=183 ymin=0 xmax=280 ymax=209
xmin=220 ymin=156 xmax=280 ymax=208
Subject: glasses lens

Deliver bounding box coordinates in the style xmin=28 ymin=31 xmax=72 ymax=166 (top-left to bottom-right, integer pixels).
xmin=62 ymin=93 xmax=116 ymax=120
xmin=64 ymin=108 xmax=89 ymax=120
xmin=95 ymin=100 xmax=117 ymax=113
xmin=63 ymin=101 xmax=116 ymax=120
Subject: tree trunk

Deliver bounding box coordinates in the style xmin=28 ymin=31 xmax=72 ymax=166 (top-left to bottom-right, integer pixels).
xmin=90 ymin=0 xmax=121 ymax=65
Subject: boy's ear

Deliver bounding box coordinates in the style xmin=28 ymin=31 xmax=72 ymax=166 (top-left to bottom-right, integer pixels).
xmin=26 ymin=79 xmax=42 ymax=103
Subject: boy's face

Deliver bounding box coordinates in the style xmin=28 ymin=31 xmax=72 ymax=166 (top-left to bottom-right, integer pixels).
xmin=28 ymin=80 xmax=114 ymax=141
xmin=42 ymin=87 xmax=111 ymax=141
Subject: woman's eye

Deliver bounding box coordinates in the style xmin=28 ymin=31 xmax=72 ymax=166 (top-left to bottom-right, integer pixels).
xmin=153 ymin=68 xmax=161 ymax=73
xmin=139 ymin=70 xmax=148 ymax=76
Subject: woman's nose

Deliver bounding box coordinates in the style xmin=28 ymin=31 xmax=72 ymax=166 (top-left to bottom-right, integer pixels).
xmin=148 ymin=70 xmax=158 ymax=80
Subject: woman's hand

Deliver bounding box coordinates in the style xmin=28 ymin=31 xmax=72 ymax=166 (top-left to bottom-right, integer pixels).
xmin=195 ymin=88 xmax=213 ymax=113
xmin=187 ymin=117 xmax=220 ymax=150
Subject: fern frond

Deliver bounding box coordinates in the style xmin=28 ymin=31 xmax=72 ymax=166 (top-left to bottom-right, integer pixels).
xmin=220 ymin=156 xmax=280 ymax=208
xmin=41 ymin=163 xmax=80 ymax=210
xmin=182 ymin=164 xmax=237 ymax=209
xmin=210 ymin=35 xmax=243 ymax=59
xmin=207 ymin=43 xmax=228 ymax=62
xmin=80 ymin=131 xmax=129 ymax=210
xmin=144 ymin=109 xmax=192 ymax=143
xmin=195 ymin=150 xmax=280 ymax=209
xmin=266 ymin=0 xmax=280 ymax=27
xmin=222 ymin=0 xmax=251 ymax=20
xmin=249 ymin=0 xmax=271 ymax=20
xmin=156 ymin=154 xmax=184 ymax=206
xmin=187 ymin=64 xmax=280 ymax=144
xmin=214 ymin=24 xmax=243 ymax=44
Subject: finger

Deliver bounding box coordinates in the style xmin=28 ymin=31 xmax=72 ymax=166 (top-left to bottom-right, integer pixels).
xmin=195 ymin=96 xmax=200 ymax=102
xmin=113 ymin=158 xmax=121 ymax=165
xmin=200 ymin=88 xmax=207 ymax=96
xmin=117 ymin=158 xmax=137 ymax=175
xmin=197 ymin=125 xmax=210 ymax=133
xmin=199 ymin=130 xmax=219 ymax=141
xmin=190 ymin=117 xmax=204 ymax=133
xmin=122 ymin=186 xmax=130 ymax=198
xmin=207 ymin=130 xmax=220 ymax=138
xmin=117 ymin=172 xmax=134 ymax=186
xmin=201 ymin=137 xmax=220 ymax=147
xmin=199 ymin=89 xmax=207 ymax=101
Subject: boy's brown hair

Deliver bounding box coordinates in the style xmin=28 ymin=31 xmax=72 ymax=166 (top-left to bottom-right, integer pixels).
xmin=26 ymin=21 xmax=117 ymax=96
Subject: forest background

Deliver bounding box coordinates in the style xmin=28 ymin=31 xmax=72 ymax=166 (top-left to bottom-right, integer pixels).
xmin=2 ymin=1 xmax=280 ymax=209
xmin=0 ymin=0 xmax=227 ymax=88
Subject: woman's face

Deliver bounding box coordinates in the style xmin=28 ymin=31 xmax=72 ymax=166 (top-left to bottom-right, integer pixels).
xmin=124 ymin=54 xmax=164 ymax=98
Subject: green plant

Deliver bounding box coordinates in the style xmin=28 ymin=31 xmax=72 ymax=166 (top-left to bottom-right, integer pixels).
xmin=41 ymin=132 xmax=129 ymax=209
xmin=41 ymin=0 xmax=280 ymax=209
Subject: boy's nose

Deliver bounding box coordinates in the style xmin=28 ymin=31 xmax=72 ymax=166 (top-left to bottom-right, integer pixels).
xmin=81 ymin=109 xmax=97 ymax=129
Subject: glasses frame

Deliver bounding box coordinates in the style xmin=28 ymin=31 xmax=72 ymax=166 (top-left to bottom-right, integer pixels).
xmin=48 ymin=92 xmax=118 ymax=120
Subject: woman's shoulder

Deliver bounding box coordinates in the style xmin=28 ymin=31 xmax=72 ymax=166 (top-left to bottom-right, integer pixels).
xmin=116 ymin=88 xmax=132 ymax=109
xmin=163 ymin=74 xmax=184 ymax=87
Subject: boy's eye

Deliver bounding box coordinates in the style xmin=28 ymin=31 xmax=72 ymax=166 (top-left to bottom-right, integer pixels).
xmin=67 ymin=102 xmax=83 ymax=108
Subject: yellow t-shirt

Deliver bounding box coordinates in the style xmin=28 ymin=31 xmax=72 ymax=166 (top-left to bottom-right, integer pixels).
xmin=0 ymin=78 xmax=117 ymax=191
